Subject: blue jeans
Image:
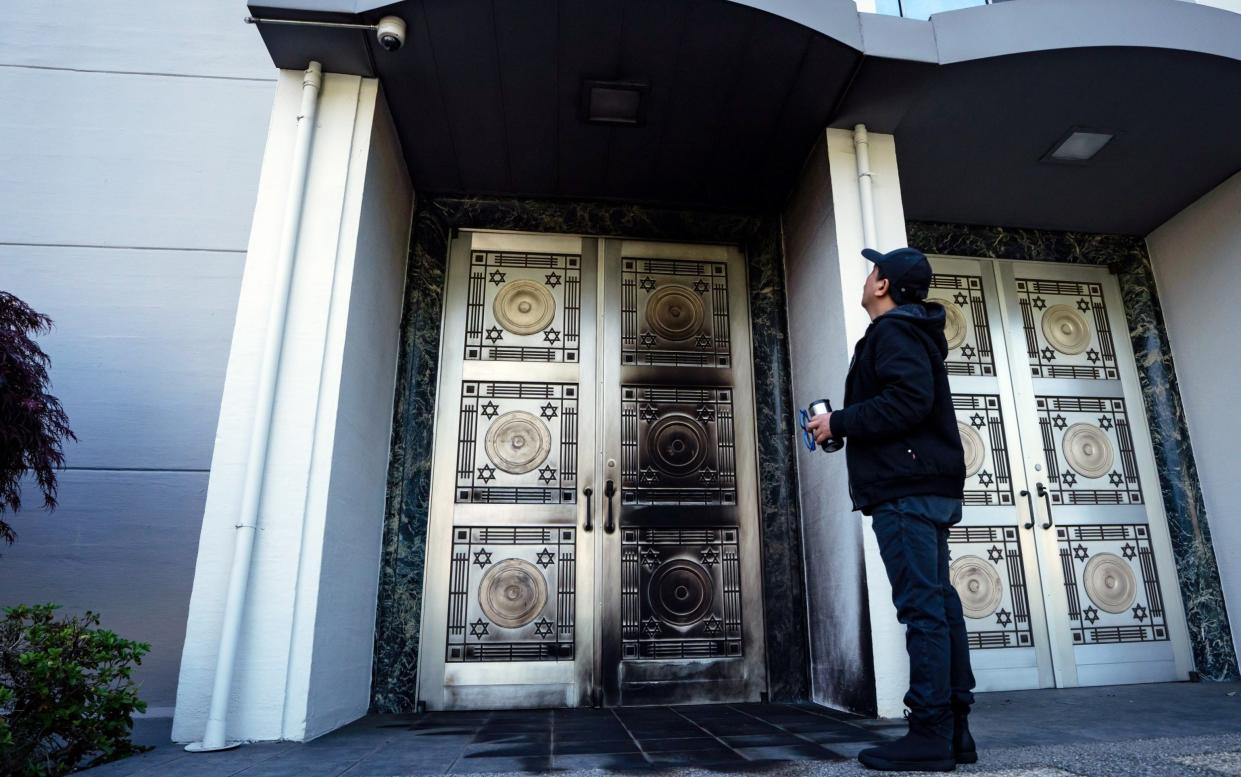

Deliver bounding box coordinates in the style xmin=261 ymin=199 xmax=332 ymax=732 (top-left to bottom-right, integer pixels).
xmin=871 ymin=495 xmax=975 ymax=735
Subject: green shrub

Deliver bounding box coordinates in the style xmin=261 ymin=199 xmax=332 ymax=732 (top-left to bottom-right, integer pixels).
xmin=0 ymin=605 xmax=151 ymax=775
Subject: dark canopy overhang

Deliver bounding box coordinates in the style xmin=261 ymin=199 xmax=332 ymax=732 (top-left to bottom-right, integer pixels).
xmin=248 ymin=0 xmax=1241 ymax=235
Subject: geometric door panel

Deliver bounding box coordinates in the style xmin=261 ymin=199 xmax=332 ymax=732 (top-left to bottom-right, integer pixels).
xmin=620 ymin=527 xmax=743 ymax=660
xmin=464 ymin=250 xmax=581 ymax=364
xmin=622 ymin=257 xmax=732 ymax=367
xmin=1035 ymin=396 xmax=1143 ymax=506
xmin=1056 ymin=524 xmax=1170 ymax=646
xmin=929 ymin=273 xmax=997 ymax=377
xmin=621 ymin=385 xmax=737 ymax=506
xmin=954 ymin=393 xmax=1015 ymax=507
xmin=446 ymin=526 xmax=576 ymax=662
xmin=948 ymin=525 xmax=1036 ymax=650
xmin=1016 ymin=277 xmax=1119 ymax=381
xmin=455 ymin=381 xmax=579 ymax=505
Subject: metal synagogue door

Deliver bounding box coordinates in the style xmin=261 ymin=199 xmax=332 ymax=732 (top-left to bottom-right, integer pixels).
xmin=597 ymin=239 xmax=767 ymax=706
xmin=931 ymin=255 xmax=1193 ymax=691
xmin=417 ymin=231 xmax=766 ymax=711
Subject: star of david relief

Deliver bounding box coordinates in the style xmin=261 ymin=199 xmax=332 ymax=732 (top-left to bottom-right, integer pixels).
xmin=472 ymin=548 xmax=493 ymax=568
xmin=693 ymin=279 xmax=710 ymax=294
xmin=641 ymin=547 xmax=661 ymax=569
xmin=470 ymin=619 xmax=490 ymax=638
xmin=645 ymin=543 xmax=665 ymax=568
xmin=970 ymin=413 xmax=987 ymax=429
xmin=543 ymin=328 xmax=561 ymax=344
xmin=1063 ymin=472 xmax=1078 ymax=487
xmin=488 ymin=269 xmax=507 ymax=285
xmin=1086 ymin=349 xmax=1101 ymax=364
xmin=703 ymin=615 xmax=724 ymax=635
xmin=995 ymin=609 xmax=1013 ymax=627
xmin=534 ymin=617 xmax=554 ymax=639
xmin=1108 ymin=472 xmax=1124 ymax=487
xmin=640 ymin=332 xmax=657 ymax=347
xmin=1073 ymin=544 xmax=1090 ymax=562
xmin=1042 ymin=347 xmax=1057 ymax=361
xmin=978 ymin=471 xmax=995 ymax=487
xmin=1053 ymin=414 xmax=1068 ymax=430
xmin=695 ymin=403 xmax=715 ymax=422
xmin=535 ymin=548 xmax=555 ymax=568
xmin=1076 ymin=298 xmax=1092 ymax=313
xmin=1121 ymin=543 xmax=1137 ymax=560
xmin=960 ymin=345 xmax=977 ymax=360
xmin=700 ymin=546 xmax=720 ymax=567
xmin=695 ymin=334 xmax=713 ymax=350
xmin=1097 ymin=416 xmax=1114 ymax=430
xmin=537 ymin=465 xmax=557 ymax=484
xmin=1084 ymin=607 xmax=1100 ymax=624
xmin=953 ymin=292 xmax=969 ymax=306
xmin=544 ymin=272 xmax=562 ymax=288
xmin=477 ymin=464 xmax=497 ymax=483
xmin=1032 ymin=296 xmax=1047 ymax=310
xmin=642 ymin=617 xmax=662 ymax=638
xmin=639 ymin=403 xmax=659 ymax=422
xmin=639 ymin=277 xmax=657 ymax=291
xmin=699 ymin=467 xmax=719 ymax=485
xmin=640 ymin=466 xmax=660 ymax=485
xmin=539 ymin=402 xmax=558 ymax=420
xmin=987 ymin=545 xmax=1004 ymax=563
xmin=480 ymin=401 xmax=500 ymax=419
xmin=1132 ymin=604 xmax=1149 ymax=622
xmin=485 ymin=326 xmax=504 ymax=343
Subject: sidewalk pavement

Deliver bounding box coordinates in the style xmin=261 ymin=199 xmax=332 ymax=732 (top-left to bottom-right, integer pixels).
xmin=85 ymin=681 xmax=1241 ymax=776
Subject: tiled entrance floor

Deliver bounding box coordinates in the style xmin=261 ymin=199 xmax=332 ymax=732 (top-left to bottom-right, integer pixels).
xmin=85 ymin=681 xmax=1241 ymax=776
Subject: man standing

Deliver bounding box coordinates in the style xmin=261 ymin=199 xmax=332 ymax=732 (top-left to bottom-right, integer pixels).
xmin=806 ymin=247 xmax=975 ymax=772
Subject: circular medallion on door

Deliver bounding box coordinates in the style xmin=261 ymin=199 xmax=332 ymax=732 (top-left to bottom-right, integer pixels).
xmin=958 ymin=421 xmax=986 ymax=478
xmin=930 ymin=297 xmax=968 ymax=350
xmin=493 ymin=279 xmax=555 ymax=335
xmin=1041 ymin=304 xmax=1091 ymax=355
xmin=647 ymin=414 xmax=709 ymax=478
xmin=478 ymin=558 xmax=548 ymax=628
xmin=648 ymin=559 xmax=714 ymax=626
xmin=1083 ymin=553 xmax=1137 ymax=614
xmin=645 ymin=285 xmax=706 ymax=342
xmin=950 ymin=555 xmax=1003 ymax=619
xmin=1062 ymin=423 xmax=1115 ymax=479
xmin=485 ymin=411 xmax=552 ymax=474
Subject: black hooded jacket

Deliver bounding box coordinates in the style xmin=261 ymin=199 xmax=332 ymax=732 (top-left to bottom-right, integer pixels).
xmin=828 ymin=302 xmax=966 ymax=514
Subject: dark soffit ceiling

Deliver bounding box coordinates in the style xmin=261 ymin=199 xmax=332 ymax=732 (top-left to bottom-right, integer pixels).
xmin=249 ymin=0 xmax=1241 ymax=236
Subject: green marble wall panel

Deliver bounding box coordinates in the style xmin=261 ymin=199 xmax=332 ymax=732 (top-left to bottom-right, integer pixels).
xmin=371 ymin=196 xmax=810 ymax=711
xmin=908 ymin=221 xmax=1238 ymax=682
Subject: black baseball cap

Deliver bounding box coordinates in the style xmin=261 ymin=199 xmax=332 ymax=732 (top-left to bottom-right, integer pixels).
xmin=861 ymin=246 xmax=932 ymax=302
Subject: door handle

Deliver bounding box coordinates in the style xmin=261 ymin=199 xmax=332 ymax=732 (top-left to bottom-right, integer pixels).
xmin=1036 ymin=482 xmax=1054 ymax=530
xmin=603 ymin=480 xmax=616 ymax=534
xmin=582 ymin=487 xmax=593 ymax=532
xmin=1019 ymin=489 xmax=1035 ymax=530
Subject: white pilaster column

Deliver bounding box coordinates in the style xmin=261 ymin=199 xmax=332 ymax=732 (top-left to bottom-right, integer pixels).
xmin=173 ymin=70 xmax=413 ymax=743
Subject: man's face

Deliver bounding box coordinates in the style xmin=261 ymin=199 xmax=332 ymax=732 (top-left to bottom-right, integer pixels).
xmin=862 ymin=265 xmax=888 ymax=309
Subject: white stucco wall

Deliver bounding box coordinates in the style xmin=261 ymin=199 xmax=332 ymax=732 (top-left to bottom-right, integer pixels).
xmin=1146 ymin=169 xmax=1241 ymax=663
xmin=0 ymin=2 xmax=274 ymax=713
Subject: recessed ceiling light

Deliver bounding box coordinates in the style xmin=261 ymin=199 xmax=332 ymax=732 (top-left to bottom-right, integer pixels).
xmin=1044 ymin=128 xmax=1115 ymax=163
xmin=581 ymin=80 xmax=649 ymax=126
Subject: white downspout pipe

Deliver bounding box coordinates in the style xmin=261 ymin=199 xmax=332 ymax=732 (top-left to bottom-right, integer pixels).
xmin=187 ymin=60 xmax=323 ymax=753
xmin=853 ymin=124 xmax=878 ymax=249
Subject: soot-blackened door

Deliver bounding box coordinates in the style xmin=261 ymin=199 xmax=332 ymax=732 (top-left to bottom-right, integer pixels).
xmin=417 ymin=232 xmax=766 ymax=711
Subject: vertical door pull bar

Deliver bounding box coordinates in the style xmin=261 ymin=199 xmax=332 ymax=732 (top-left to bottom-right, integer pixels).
xmin=582 ymin=487 xmax=593 ymax=532
xmin=1036 ymin=482 xmax=1054 ymax=530
xmin=603 ymin=480 xmax=616 ymax=534
xmin=1019 ymin=489 xmax=1036 ymax=530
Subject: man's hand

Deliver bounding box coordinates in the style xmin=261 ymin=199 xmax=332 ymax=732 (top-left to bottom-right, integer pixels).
xmin=806 ymin=412 xmax=833 ymax=444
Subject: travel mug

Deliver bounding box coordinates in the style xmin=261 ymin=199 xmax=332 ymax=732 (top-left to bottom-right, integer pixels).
xmin=808 ymin=398 xmax=843 ymax=453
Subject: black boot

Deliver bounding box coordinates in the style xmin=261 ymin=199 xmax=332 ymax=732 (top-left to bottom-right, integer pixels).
xmin=858 ymin=718 xmax=955 ymax=772
xmin=953 ymin=710 xmax=977 ymax=764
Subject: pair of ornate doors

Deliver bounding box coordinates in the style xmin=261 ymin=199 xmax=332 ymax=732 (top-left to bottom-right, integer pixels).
xmin=933 ymin=256 xmax=1193 ymax=690
xmin=417 ymin=230 xmax=767 ymax=710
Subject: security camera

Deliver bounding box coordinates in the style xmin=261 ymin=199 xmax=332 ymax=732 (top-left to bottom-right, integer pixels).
xmin=376 ymin=16 xmax=406 ymax=52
